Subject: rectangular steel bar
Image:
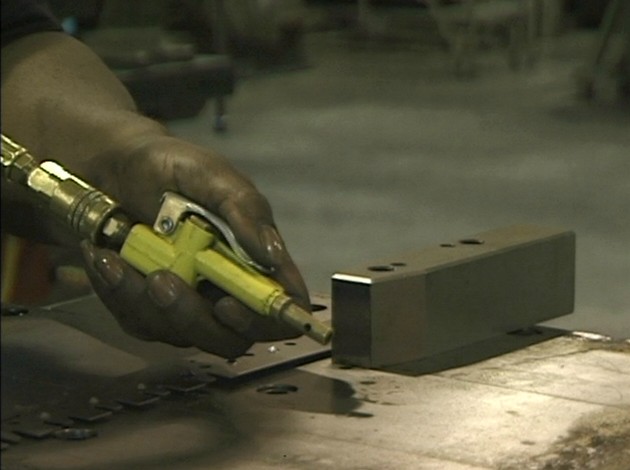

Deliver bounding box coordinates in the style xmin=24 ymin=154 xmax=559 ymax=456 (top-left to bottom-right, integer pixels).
xmin=331 ymin=225 xmax=576 ymax=369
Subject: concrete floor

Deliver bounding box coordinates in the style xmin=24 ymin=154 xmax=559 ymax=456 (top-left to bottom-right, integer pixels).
xmin=168 ymin=26 xmax=630 ymax=340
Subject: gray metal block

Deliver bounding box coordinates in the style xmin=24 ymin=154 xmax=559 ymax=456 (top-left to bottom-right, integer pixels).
xmin=331 ymin=225 xmax=575 ymax=369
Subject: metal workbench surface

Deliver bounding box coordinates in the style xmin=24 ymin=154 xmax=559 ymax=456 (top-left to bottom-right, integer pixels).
xmin=1 ymin=296 xmax=629 ymax=470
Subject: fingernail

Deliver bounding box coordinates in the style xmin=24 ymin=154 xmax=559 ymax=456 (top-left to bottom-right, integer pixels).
xmin=147 ymin=272 xmax=179 ymax=308
xmin=80 ymin=240 xmax=95 ymax=263
xmin=94 ymin=252 xmax=123 ymax=287
xmin=259 ymin=225 xmax=285 ymax=266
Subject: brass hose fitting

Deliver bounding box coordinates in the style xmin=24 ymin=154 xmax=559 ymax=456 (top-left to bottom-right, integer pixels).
xmin=1 ymin=134 xmax=131 ymax=247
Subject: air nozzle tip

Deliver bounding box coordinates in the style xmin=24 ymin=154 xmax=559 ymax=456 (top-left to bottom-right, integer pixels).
xmin=280 ymin=302 xmax=333 ymax=345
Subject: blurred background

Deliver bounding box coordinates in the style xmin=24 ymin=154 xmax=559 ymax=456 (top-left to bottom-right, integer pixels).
xmin=4 ymin=0 xmax=628 ymax=338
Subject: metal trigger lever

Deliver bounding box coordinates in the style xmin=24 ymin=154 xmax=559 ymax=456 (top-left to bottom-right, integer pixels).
xmin=152 ymin=192 xmax=274 ymax=274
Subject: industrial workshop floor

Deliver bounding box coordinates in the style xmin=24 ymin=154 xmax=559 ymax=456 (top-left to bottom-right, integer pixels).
xmin=168 ymin=27 xmax=630 ymax=340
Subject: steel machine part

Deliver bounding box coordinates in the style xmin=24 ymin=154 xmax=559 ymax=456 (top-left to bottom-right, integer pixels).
xmin=331 ymin=225 xmax=575 ymax=369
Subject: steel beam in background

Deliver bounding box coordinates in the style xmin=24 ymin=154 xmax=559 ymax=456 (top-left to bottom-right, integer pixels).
xmin=331 ymin=225 xmax=575 ymax=369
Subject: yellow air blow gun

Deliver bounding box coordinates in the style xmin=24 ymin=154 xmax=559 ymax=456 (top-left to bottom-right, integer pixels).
xmin=1 ymin=134 xmax=332 ymax=345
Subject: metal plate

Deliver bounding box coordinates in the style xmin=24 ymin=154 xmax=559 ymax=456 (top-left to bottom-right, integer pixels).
xmin=37 ymin=293 xmax=332 ymax=380
xmin=0 ymin=293 xmax=330 ymax=456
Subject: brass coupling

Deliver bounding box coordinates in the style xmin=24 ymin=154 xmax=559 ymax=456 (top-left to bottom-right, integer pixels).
xmin=1 ymin=134 xmax=131 ymax=247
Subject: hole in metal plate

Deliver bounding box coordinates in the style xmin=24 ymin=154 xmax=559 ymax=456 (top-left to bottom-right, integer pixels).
xmin=368 ymin=265 xmax=394 ymax=272
xmin=459 ymin=238 xmax=484 ymax=245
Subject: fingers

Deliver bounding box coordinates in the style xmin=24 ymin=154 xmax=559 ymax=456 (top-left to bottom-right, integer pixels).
xmin=217 ymin=196 xmax=278 ymax=267
xmin=81 ymin=241 xmax=259 ymax=358
xmin=215 ymin=196 xmax=311 ymax=311
xmin=181 ymin=158 xmax=311 ymax=312
xmin=146 ymin=271 xmax=252 ymax=359
xmin=213 ymin=296 xmax=300 ymax=342
xmin=81 ymin=240 xmax=178 ymax=343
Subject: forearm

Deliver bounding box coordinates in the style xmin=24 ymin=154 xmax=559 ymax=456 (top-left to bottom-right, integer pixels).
xmin=1 ymin=31 xmax=169 ymax=162
xmin=1 ymin=31 xmax=169 ymax=244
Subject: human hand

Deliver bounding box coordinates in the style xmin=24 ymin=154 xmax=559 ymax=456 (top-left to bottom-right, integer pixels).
xmin=80 ymin=134 xmax=310 ymax=358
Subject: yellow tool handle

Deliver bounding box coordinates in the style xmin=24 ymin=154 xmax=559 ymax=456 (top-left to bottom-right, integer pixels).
xmin=121 ymin=217 xmax=332 ymax=343
xmin=121 ymin=218 xmax=282 ymax=314
xmin=195 ymin=249 xmax=284 ymax=315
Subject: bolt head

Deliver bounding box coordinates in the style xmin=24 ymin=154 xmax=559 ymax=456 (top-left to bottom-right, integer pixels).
xmin=159 ymin=217 xmax=175 ymax=233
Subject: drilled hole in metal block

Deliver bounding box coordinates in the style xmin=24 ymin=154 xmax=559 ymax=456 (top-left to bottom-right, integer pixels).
xmin=368 ymin=265 xmax=395 ymax=272
xmin=440 ymin=243 xmax=456 ymax=248
xmin=284 ymin=342 xmax=297 ymax=346
xmin=256 ymin=384 xmax=298 ymax=395
xmin=390 ymin=262 xmax=406 ymax=267
xmin=459 ymin=238 xmax=484 ymax=245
